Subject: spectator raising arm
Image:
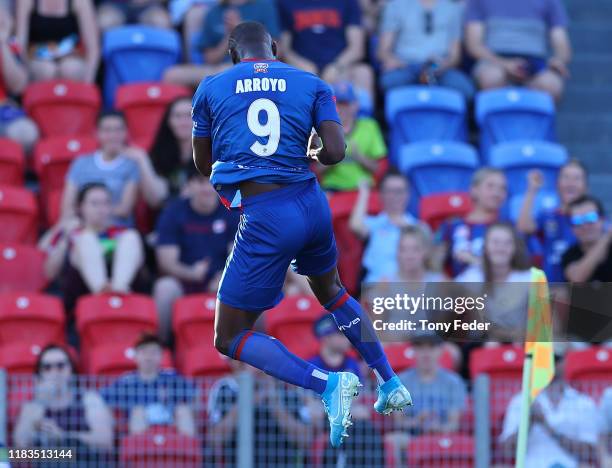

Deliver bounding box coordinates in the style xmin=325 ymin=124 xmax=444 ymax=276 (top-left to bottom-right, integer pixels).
xmin=517 ymin=170 xmax=544 ymax=234
xmin=349 ymin=181 xmax=371 ymax=239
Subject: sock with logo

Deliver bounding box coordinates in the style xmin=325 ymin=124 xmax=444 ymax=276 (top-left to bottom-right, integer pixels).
xmin=325 ymin=288 xmax=395 ymax=384
xmin=229 ymin=330 xmax=329 ymax=394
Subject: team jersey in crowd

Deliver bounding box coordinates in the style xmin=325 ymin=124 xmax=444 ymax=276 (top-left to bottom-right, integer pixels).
xmin=535 ymin=209 xmax=575 ymax=282
xmin=192 ymin=59 xmax=341 ymax=209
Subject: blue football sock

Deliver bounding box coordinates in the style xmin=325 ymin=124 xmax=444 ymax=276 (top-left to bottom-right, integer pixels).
xmin=325 ymin=288 xmax=395 ymax=384
xmin=229 ymin=330 xmax=329 ymax=394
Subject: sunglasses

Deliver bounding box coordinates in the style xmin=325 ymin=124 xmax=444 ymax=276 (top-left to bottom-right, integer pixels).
xmin=571 ymin=211 xmax=599 ymax=226
xmin=41 ymin=361 xmax=69 ymax=372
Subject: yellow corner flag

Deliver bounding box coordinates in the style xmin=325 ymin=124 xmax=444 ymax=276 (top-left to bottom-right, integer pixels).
xmin=515 ymin=267 xmax=555 ymax=468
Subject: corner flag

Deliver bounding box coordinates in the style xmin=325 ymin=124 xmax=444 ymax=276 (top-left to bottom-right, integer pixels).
xmin=515 ymin=267 xmax=555 ymax=468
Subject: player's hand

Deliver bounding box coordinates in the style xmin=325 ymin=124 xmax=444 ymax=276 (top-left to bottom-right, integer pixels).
xmin=526 ymin=170 xmax=544 ymax=193
xmin=190 ymin=259 xmax=210 ymax=282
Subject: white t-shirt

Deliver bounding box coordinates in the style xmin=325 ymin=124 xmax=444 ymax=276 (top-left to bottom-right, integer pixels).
xmin=499 ymin=387 xmax=599 ymax=468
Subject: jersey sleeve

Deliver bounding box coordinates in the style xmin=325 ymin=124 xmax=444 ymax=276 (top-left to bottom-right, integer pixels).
xmin=313 ymin=79 xmax=341 ymax=129
xmin=192 ymin=78 xmax=211 ymax=138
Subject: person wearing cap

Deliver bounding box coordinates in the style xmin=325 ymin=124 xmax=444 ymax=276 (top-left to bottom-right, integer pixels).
xmin=306 ymin=314 xmax=385 ymax=466
xmin=100 ymin=332 xmax=197 ymax=437
xmin=499 ymin=352 xmax=598 ymax=467
xmin=385 ymin=331 xmax=467 ymax=465
xmin=316 ymin=81 xmax=386 ymax=192
xmin=153 ymin=166 xmax=239 ymax=344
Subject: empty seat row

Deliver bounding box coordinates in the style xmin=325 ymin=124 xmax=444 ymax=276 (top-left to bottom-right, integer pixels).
xmin=386 ymin=85 xmax=557 ymax=163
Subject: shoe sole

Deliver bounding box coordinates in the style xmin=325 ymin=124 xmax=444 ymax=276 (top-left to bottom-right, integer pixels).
xmin=331 ymin=380 xmax=362 ymax=447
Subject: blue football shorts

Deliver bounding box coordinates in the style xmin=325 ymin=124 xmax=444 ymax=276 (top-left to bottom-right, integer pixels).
xmin=217 ymin=178 xmax=337 ymax=313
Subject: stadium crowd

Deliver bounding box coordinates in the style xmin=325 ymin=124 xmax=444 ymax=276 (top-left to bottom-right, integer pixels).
xmin=0 ymin=0 xmax=611 ymax=466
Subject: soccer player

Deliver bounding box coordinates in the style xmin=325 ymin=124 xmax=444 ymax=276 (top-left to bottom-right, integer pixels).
xmin=192 ymin=21 xmax=412 ymax=447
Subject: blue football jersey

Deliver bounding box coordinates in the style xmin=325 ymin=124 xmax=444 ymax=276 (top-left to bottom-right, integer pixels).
xmin=192 ymin=59 xmax=341 ymax=208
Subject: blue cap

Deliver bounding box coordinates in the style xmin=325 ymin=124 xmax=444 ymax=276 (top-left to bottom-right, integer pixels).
xmin=313 ymin=314 xmax=340 ymax=338
xmin=332 ymin=81 xmax=356 ymax=103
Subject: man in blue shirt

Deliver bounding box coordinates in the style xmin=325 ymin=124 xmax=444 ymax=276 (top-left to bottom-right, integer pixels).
xmin=153 ymin=166 xmax=239 ymax=344
xmin=192 ymin=21 xmax=411 ymax=447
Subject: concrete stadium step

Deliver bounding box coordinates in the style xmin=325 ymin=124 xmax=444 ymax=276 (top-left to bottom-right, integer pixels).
xmin=563 ymin=143 xmax=612 ymax=173
xmin=557 ymin=114 xmax=612 ymax=145
xmin=565 ymin=0 xmax=612 ymax=22
xmin=568 ymin=54 xmax=612 ymax=85
xmin=569 ymin=23 xmax=612 ymax=54
xmin=559 ymin=86 xmax=612 ymax=113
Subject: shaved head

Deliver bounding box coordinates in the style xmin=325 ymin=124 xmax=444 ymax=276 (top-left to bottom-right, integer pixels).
xmin=228 ymin=21 xmax=276 ymax=64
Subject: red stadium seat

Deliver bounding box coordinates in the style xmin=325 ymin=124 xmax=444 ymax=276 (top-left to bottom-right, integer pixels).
xmin=328 ymin=191 xmax=382 ymax=295
xmin=0 ymin=342 xmax=46 ymax=374
xmin=407 ymin=434 xmax=474 ymax=468
xmin=0 ymin=186 xmax=38 ymax=244
xmin=469 ymin=345 xmax=524 ymax=380
xmin=120 ymin=427 xmax=202 ymax=468
xmin=115 ymin=82 xmax=190 ymax=150
xmin=384 ymin=343 xmax=456 ymax=374
xmin=0 ymin=293 xmax=65 ymax=346
xmin=173 ymin=294 xmax=216 ymax=350
xmin=34 ymin=136 xmax=99 ymax=192
xmin=179 ymin=345 xmax=230 ymax=378
xmin=0 ymin=244 xmax=47 ymax=293
xmin=88 ymin=343 xmax=174 ymax=375
xmin=76 ymin=294 xmax=158 ymax=371
xmin=0 ymin=138 xmax=25 ymax=186
xmin=419 ymin=192 xmax=472 ymax=231
xmin=565 ymin=347 xmax=612 ymax=399
xmin=264 ymin=295 xmax=323 ymax=359
xmin=23 ymin=80 xmax=101 ymax=138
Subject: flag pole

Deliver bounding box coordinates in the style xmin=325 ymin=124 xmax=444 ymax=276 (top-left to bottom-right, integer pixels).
xmin=515 ymin=353 xmax=533 ymax=468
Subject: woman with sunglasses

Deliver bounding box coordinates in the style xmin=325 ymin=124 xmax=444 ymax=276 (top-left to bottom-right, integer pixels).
xmin=13 ymin=345 xmax=113 ymax=463
xmin=518 ymin=159 xmax=588 ymax=282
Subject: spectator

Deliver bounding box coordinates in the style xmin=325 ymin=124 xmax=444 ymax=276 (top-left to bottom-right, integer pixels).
xmin=518 ymin=160 xmax=589 ymax=282
xmin=97 ymin=0 xmax=171 ymax=32
xmin=60 ymin=111 xmax=140 ymax=226
xmin=153 ymin=168 xmax=238 ymax=344
xmin=278 ymin=0 xmax=374 ymax=100
xmin=147 ymin=96 xmax=195 ymax=206
xmin=386 ymin=225 xmax=445 ymax=283
xmin=13 ymin=344 xmax=113 ymax=462
xmin=562 ymin=195 xmax=612 ymax=283
xmin=306 ymin=314 xmax=385 ymax=467
xmin=101 ymin=333 xmax=196 ymax=437
xmin=15 ymin=0 xmax=99 ymax=83
xmin=464 ymin=0 xmax=571 ymax=102
xmin=377 ymin=0 xmax=475 ymax=100
xmin=39 ymin=183 xmax=144 ymax=311
xmin=455 ymin=222 xmax=532 ymax=342
xmin=438 ymin=167 xmax=507 ymax=276
xmin=350 ymin=172 xmax=425 ymax=282
xmin=163 ymin=0 xmax=281 ymax=87
xmin=499 ymin=353 xmax=598 ymax=467
xmin=207 ymin=359 xmax=311 ymax=467
xmin=598 ymin=387 xmax=612 ymax=466
xmin=386 ymin=332 xmax=467 ymax=464
xmin=0 ymin=7 xmax=39 ymax=152
xmin=318 ymin=81 xmax=386 ymax=192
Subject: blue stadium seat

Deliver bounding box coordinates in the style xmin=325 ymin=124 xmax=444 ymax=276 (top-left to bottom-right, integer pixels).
xmin=476 ymin=88 xmax=556 ymax=159
xmin=398 ymin=141 xmax=479 ymax=197
xmin=489 ymin=141 xmax=568 ymax=196
xmin=103 ymin=26 xmax=181 ymax=108
xmin=385 ymin=86 xmax=467 ymax=165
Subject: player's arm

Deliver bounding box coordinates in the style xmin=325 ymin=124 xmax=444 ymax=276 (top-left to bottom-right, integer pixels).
xmin=193 ymin=136 xmax=212 ymax=177
xmin=315 ymin=121 xmax=346 ymax=165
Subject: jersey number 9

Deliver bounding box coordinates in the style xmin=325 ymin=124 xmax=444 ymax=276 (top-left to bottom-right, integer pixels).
xmin=247 ymin=98 xmax=280 ymax=157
